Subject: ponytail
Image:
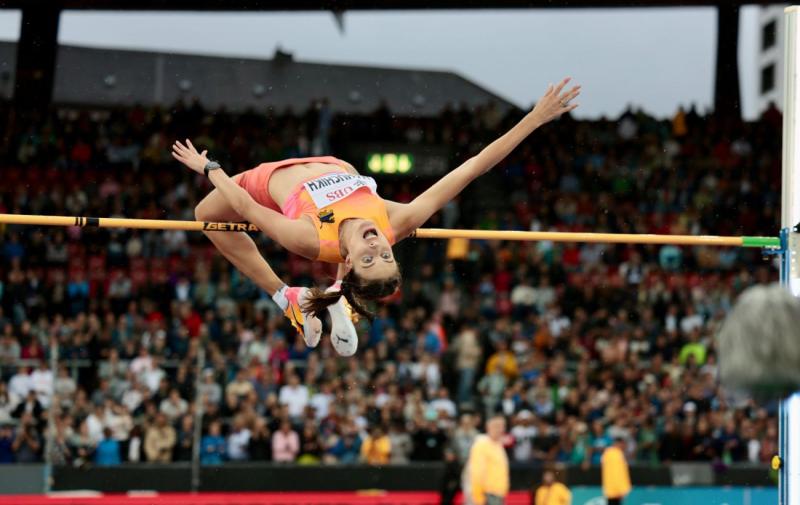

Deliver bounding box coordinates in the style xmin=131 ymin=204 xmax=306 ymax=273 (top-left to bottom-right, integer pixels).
xmin=303 ymin=269 xmax=401 ymax=322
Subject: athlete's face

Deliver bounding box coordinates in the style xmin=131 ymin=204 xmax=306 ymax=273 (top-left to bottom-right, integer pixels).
xmin=344 ymin=220 xmax=398 ymax=281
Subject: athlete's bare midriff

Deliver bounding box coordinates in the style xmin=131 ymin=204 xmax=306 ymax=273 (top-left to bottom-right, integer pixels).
xmin=267 ymin=162 xmax=353 ymax=209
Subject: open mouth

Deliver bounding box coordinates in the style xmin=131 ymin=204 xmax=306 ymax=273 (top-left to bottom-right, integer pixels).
xmin=363 ymin=228 xmax=378 ymax=240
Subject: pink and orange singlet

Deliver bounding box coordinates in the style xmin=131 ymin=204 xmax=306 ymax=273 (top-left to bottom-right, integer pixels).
xmin=236 ymin=156 xmax=395 ymax=263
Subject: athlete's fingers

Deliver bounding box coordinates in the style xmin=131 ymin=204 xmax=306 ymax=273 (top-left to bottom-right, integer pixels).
xmin=201 ymin=150 xmax=208 ymax=157
xmin=560 ymin=85 xmax=581 ymax=102
xmin=554 ymin=77 xmax=571 ymax=96
xmin=186 ymin=139 xmax=197 ymax=153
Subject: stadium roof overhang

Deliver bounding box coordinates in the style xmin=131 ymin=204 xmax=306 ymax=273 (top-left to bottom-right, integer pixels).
xmin=2 ymin=0 xmax=753 ymax=118
xmin=0 ymin=0 xmax=780 ymax=9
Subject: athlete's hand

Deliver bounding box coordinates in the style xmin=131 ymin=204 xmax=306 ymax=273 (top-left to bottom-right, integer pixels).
xmin=528 ymin=77 xmax=580 ymax=126
xmin=172 ymin=139 xmax=210 ymax=175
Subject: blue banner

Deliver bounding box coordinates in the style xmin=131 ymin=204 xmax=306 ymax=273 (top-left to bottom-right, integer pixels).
xmin=570 ymin=486 xmax=777 ymax=505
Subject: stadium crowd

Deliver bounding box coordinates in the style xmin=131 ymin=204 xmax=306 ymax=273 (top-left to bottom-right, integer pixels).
xmin=0 ymin=98 xmax=782 ymax=468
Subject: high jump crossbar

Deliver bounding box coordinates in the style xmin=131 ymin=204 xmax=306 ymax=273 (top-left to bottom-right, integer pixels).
xmin=0 ymin=213 xmax=781 ymax=248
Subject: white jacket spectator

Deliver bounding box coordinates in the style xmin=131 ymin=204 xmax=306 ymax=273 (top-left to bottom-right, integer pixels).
xmin=279 ymin=375 xmax=309 ymax=418
xmin=159 ymin=390 xmax=188 ymax=422
xmin=30 ymin=364 xmax=53 ymax=408
xmin=8 ymin=368 xmax=32 ymax=405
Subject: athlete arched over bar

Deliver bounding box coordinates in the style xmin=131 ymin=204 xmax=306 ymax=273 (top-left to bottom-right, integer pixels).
xmin=172 ymin=78 xmax=580 ymax=356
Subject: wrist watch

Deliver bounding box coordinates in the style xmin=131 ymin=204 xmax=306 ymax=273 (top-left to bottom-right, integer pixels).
xmin=204 ymin=160 xmax=221 ymax=177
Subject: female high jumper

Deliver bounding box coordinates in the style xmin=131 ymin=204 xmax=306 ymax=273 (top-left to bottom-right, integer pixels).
xmin=172 ymin=77 xmax=580 ymax=356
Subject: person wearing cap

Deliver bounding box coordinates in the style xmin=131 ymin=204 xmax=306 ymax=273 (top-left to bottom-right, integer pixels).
xmin=464 ymin=415 xmax=509 ymax=505
xmin=533 ymin=468 xmax=571 ymax=505
xmin=601 ymin=438 xmax=631 ymax=505
xmin=510 ymin=410 xmax=537 ymax=462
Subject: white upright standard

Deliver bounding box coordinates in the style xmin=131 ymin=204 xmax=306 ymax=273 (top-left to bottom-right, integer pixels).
xmin=781 ymin=7 xmax=800 ymax=505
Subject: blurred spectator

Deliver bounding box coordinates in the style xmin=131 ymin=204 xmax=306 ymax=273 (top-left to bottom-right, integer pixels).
xmin=387 ymin=421 xmax=413 ymax=464
xmin=328 ymin=422 xmax=362 ymax=464
xmin=279 ymin=374 xmax=309 ymax=420
xmin=411 ymin=417 xmax=447 ymax=461
xmin=70 ymin=420 xmax=96 ymax=467
xmin=200 ymin=420 xmax=226 ymax=465
xmin=0 ymin=424 xmax=15 ymax=463
xmin=12 ymin=414 xmax=41 ymax=463
xmin=174 ymin=415 xmax=194 ymax=462
xmin=12 ymin=390 xmax=43 ymax=421
xmin=198 ymin=370 xmax=222 ymax=407
xmin=361 ymin=425 xmax=391 ymax=465
xmin=510 ymin=410 xmax=537 ymax=462
xmin=95 ymin=427 xmax=121 ymax=466
xmin=248 ymin=418 xmax=272 ymax=462
xmin=272 ymin=419 xmax=299 ymax=463
xmin=145 ymin=413 xmax=176 ymax=463
xmin=452 ymin=326 xmax=482 ymax=404
xmin=160 ymin=389 xmax=188 ymax=423
xmin=227 ymin=416 xmax=251 ymax=462
xmin=297 ymin=421 xmax=323 ymax=464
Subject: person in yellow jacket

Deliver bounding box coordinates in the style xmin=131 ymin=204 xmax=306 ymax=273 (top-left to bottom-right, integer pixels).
xmin=464 ymin=415 xmax=509 ymax=505
xmin=601 ymin=438 xmax=632 ymax=505
xmin=533 ymin=469 xmax=572 ymax=505
xmin=360 ymin=425 xmax=391 ymax=465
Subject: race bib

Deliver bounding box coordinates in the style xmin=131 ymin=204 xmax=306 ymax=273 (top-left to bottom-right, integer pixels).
xmin=303 ymin=173 xmax=378 ymax=209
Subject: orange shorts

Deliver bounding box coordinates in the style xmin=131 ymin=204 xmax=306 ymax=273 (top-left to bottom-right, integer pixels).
xmin=236 ymin=156 xmax=348 ymax=213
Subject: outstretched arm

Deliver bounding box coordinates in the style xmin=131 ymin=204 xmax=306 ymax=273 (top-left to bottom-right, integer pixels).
xmin=392 ymin=78 xmax=580 ymax=238
xmin=172 ymin=140 xmax=317 ymax=258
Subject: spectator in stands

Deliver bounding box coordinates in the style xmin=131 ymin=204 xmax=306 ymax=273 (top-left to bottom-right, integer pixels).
xmin=12 ymin=390 xmax=42 ymax=422
xmin=387 ymin=421 xmax=412 ymax=464
xmin=477 ymin=369 xmax=506 ymax=419
xmin=297 ymin=421 xmax=324 ymax=464
xmin=8 ymin=366 xmax=31 ymax=406
xmin=0 ymin=384 xmax=11 ymax=425
xmin=70 ymin=420 xmax=96 ymax=468
xmin=511 ymin=410 xmax=537 ymax=462
xmin=327 ymin=422 xmax=362 ymax=464
xmin=272 ymin=419 xmax=299 ymax=463
xmin=411 ymin=415 xmax=447 ymax=461
xmin=95 ymin=427 xmax=121 ymax=466
xmin=361 ymin=425 xmax=391 ymax=466
xmin=30 ymin=361 xmax=53 ymax=408
xmin=49 ymin=421 xmax=72 ymax=466
xmin=279 ymin=373 xmax=309 ymax=421
xmin=198 ymin=370 xmax=222 ymax=407
xmin=227 ymin=416 xmax=251 ymax=462
xmin=226 ymin=369 xmax=255 ymax=410
xmin=200 ymin=420 xmax=226 ymax=465
xmin=452 ymin=325 xmax=482 ymax=404
xmin=430 ymin=387 xmax=457 ymax=420
xmin=248 ymin=417 xmax=272 ymax=461
xmin=12 ymin=413 xmax=41 ymax=463
xmin=174 ymin=415 xmax=194 ymax=462
xmin=159 ymin=389 xmax=188 ymax=423
xmin=452 ymin=414 xmax=479 ymax=464
xmin=144 ymin=413 xmax=176 ymax=463
xmin=54 ymin=366 xmax=77 ymax=406
xmin=0 ymin=423 xmax=15 ymax=463
xmin=485 ymin=341 xmax=518 ymax=382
